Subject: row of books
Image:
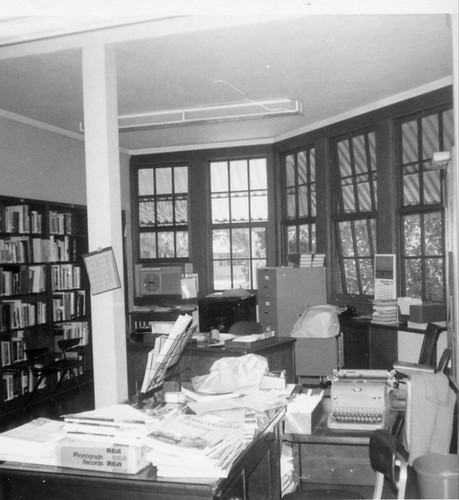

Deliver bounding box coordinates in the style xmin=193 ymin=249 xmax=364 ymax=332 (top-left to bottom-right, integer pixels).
xmin=287 ymin=252 xmax=326 ymax=267
xmin=51 ymin=264 xmax=82 ymax=291
xmin=52 ymin=291 xmax=86 ymax=322
xmin=1 ymin=332 xmax=25 ymax=367
xmin=0 ymin=205 xmax=43 ymax=234
xmin=2 ymin=368 xmax=33 ymax=401
xmin=48 ymin=211 xmax=74 ymax=235
xmin=54 ymin=320 xmax=90 ymax=346
xmin=0 ymin=299 xmax=47 ymax=331
xmin=371 ymin=299 xmax=399 ymax=325
xmin=0 ymin=264 xmax=46 ymax=296
xmin=0 ymin=235 xmax=79 ymax=264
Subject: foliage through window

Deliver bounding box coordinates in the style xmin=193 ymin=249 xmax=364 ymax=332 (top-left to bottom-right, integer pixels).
xmin=136 ymin=164 xmax=189 ymax=260
xmin=210 ymin=158 xmax=267 ymax=290
xmin=282 ymin=147 xmax=317 ymax=256
xmin=332 ymin=130 xmax=377 ymax=296
xmin=398 ymin=107 xmax=454 ymax=301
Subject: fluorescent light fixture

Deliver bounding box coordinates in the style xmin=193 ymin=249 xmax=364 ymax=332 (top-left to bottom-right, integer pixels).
xmin=119 ymin=98 xmax=302 ymax=131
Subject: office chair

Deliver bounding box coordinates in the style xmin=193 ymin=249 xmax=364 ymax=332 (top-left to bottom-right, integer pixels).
xmin=228 ymin=320 xmax=264 ymax=335
xmin=23 ymin=338 xmax=85 ymax=411
xmin=283 ymin=429 xmax=408 ymax=500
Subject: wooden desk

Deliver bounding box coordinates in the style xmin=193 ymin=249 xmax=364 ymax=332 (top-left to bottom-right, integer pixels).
xmin=127 ymin=337 xmax=296 ymax=397
xmin=0 ymin=407 xmax=285 ymax=500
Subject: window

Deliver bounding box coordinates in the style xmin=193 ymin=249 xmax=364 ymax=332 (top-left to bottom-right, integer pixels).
xmin=210 ymin=157 xmax=267 ymax=290
xmin=136 ymin=163 xmax=189 ymax=260
xmin=332 ymin=130 xmax=377 ymax=296
xmin=282 ymin=147 xmax=317 ymax=255
xmin=398 ymin=107 xmax=454 ymax=301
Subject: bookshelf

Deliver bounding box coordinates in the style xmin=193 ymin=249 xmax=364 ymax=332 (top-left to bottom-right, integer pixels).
xmin=0 ymin=195 xmax=91 ymax=417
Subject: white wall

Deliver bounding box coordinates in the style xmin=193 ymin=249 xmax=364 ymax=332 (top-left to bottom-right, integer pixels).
xmin=0 ymin=117 xmax=87 ymax=204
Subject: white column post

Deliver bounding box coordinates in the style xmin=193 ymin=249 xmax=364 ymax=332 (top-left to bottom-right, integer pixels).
xmin=82 ymin=45 xmax=128 ymax=407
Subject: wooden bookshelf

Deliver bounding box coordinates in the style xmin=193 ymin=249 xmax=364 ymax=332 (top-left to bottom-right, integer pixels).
xmin=0 ymin=195 xmax=92 ymax=421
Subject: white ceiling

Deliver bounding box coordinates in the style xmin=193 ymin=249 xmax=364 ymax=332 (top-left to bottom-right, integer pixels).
xmin=0 ymin=13 xmax=455 ymax=153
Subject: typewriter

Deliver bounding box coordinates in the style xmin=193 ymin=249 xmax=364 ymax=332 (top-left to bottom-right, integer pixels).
xmin=327 ymin=369 xmax=390 ymax=431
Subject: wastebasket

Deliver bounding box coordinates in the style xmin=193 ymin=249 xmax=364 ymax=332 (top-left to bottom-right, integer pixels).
xmin=413 ymin=452 xmax=459 ymax=499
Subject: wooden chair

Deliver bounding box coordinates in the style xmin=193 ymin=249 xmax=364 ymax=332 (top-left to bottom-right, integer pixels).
xmin=23 ymin=338 xmax=85 ymax=411
xmin=282 ymin=429 xmax=408 ymax=500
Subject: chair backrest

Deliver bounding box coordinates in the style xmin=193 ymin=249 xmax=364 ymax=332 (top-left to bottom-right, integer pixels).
xmin=436 ymin=347 xmax=452 ymax=374
xmin=57 ymin=338 xmax=83 ymax=352
xmin=228 ymin=321 xmax=264 ymax=335
xmin=418 ymin=323 xmax=447 ymax=368
xmin=369 ymin=429 xmax=408 ymax=500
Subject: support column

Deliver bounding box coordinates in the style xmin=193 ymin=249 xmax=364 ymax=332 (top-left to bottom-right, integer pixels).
xmin=82 ymin=45 xmax=128 ymax=407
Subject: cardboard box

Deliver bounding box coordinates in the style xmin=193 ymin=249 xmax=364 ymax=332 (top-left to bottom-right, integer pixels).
xmin=284 ymin=397 xmax=324 ymax=435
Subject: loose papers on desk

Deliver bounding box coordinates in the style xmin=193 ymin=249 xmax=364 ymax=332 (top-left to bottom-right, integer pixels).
xmin=144 ymin=412 xmax=246 ymax=478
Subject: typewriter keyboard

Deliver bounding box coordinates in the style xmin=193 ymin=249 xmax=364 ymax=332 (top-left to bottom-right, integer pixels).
xmin=327 ymin=406 xmax=385 ymax=431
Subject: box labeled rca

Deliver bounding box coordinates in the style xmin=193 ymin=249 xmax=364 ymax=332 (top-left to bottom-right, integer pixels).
xmin=409 ymin=303 xmax=446 ymax=323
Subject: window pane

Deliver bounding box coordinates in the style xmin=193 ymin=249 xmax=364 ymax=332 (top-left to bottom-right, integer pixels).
xmin=443 ymin=109 xmax=454 ymax=151
xmin=354 ymin=219 xmax=372 ymax=256
xmin=249 ymin=158 xmax=267 ymax=189
xmin=287 ymin=188 xmax=296 ymax=219
xmin=422 ymin=114 xmax=439 ymax=160
xmin=174 ymin=166 xmax=188 ymax=193
xmin=231 ymin=193 xmax=249 ymax=222
xmin=338 ymin=140 xmax=352 ymax=177
xmin=211 ymin=162 xmax=228 ymax=192
xmin=287 ymin=226 xmax=297 ymax=254
xmin=213 ymin=260 xmax=231 ymax=291
xmin=338 ymin=221 xmax=354 ymax=257
xmin=138 ymin=169 xmax=154 ymax=195
xmin=402 ymin=120 xmax=418 ymax=164
xmin=139 ymin=200 xmax=155 ymax=227
xmin=230 ymin=160 xmax=248 ymax=191
xmin=251 ymin=227 xmax=266 ymax=258
xmin=212 ymin=194 xmax=230 ymax=223
xmin=360 ymin=258 xmax=374 ymax=295
xmin=252 ymin=260 xmax=266 ymax=288
xmin=157 ymin=198 xmax=173 ymax=225
xmin=311 ymin=185 xmax=316 ymax=217
xmin=232 ymin=228 xmax=250 ymax=258
xmin=298 ymin=151 xmax=307 ymax=184
xmin=423 ymin=167 xmax=442 ymax=204
xmin=405 ymin=258 xmax=422 ymax=297
xmin=341 ymin=180 xmax=356 ymax=213
xmin=424 ymin=211 xmax=443 ymax=255
xmin=250 ymin=191 xmax=268 ymax=221
xmin=175 ymin=197 xmax=188 ymax=223
xmin=286 ymin=155 xmax=295 ymax=187
xmin=176 ymin=231 xmax=189 ymax=258
xmin=353 ymin=135 xmax=367 ymax=174
xmin=213 ymin=229 xmax=230 ymax=256
xmin=310 ymin=149 xmax=316 ymax=182
xmin=343 ymin=259 xmax=358 ymax=294
xmin=426 ymin=257 xmax=444 ymax=301
xmin=156 ymin=167 xmax=172 ymax=195
xmin=402 ymin=165 xmax=420 ymax=205
xmin=233 ymin=259 xmax=250 ymax=289
xmin=157 ymin=231 xmax=174 ymax=258
xmin=298 ymin=185 xmax=308 ymax=217
xmin=403 ymin=214 xmax=421 ymax=256
xmin=140 ymin=232 xmax=156 ymax=259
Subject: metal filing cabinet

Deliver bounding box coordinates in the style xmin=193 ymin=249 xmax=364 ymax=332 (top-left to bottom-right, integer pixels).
xmin=257 ymin=267 xmax=327 ymax=336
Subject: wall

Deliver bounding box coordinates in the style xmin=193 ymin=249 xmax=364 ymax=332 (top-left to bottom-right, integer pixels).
xmin=0 ymin=117 xmax=86 ymax=204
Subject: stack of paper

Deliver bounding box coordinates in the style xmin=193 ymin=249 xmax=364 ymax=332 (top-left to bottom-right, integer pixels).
xmin=371 ymin=299 xmax=399 ymax=324
xmin=0 ymin=418 xmax=65 ymax=466
xmin=144 ymin=412 xmax=246 ymax=478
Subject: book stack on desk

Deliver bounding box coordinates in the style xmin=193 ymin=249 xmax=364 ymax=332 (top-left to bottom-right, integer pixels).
xmin=371 ymin=299 xmax=399 ymax=325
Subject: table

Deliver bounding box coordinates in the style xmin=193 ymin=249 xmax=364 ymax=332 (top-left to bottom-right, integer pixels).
xmin=0 ymin=406 xmax=285 ymax=500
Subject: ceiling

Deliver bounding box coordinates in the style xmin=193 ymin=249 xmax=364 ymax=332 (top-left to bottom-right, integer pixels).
xmin=0 ymin=13 xmax=455 ymax=153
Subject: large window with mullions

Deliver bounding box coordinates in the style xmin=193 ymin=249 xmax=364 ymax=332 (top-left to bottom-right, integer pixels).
xmin=282 ymin=146 xmax=317 ymax=255
xmin=136 ymin=163 xmax=189 ymax=260
xmin=210 ymin=157 xmax=268 ymax=290
xmin=332 ymin=129 xmax=377 ymax=296
xmin=398 ymin=106 xmax=454 ymax=302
